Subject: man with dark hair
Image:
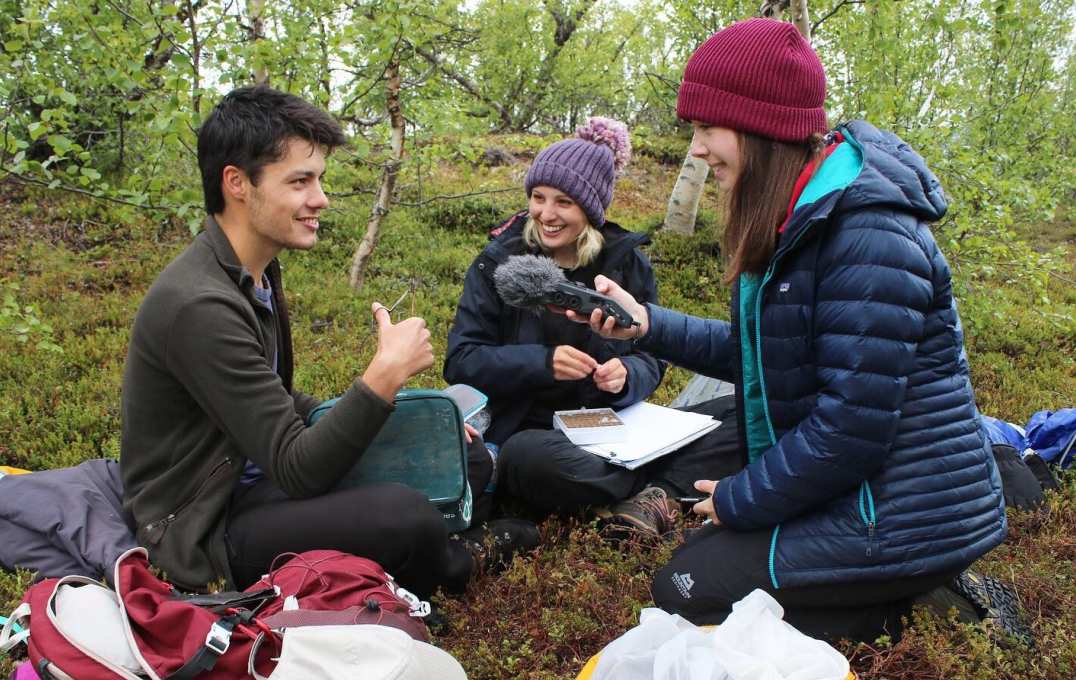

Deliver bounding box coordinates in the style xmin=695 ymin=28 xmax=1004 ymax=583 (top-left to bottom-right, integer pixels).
xmin=120 ymin=86 xmax=533 ymax=597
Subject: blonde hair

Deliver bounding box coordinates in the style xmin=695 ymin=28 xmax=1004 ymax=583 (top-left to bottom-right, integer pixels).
xmin=522 ymin=217 xmax=605 ymax=269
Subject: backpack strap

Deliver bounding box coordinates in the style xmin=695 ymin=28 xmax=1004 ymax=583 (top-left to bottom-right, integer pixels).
xmin=166 ymin=612 xmax=243 ymax=680
xmin=0 ymin=603 xmax=30 ymax=653
xmin=174 ymin=587 xmax=277 ymax=614
xmin=247 ymin=632 xmax=273 ymax=680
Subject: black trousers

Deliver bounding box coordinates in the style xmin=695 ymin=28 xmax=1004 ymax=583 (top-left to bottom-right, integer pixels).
xmin=501 ymin=393 xmax=966 ymax=642
xmin=651 ymin=522 xmax=965 ymax=642
xmin=497 ymin=396 xmax=744 ymax=512
xmin=225 ymin=438 xmax=493 ymax=598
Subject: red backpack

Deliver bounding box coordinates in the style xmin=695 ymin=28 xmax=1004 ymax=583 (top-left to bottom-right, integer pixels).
xmin=3 ymin=548 xmax=430 ymax=680
xmin=248 ymin=550 xmax=430 ymax=643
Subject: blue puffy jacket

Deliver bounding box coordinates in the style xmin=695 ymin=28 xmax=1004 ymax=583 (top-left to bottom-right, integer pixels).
xmin=640 ymin=121 xmax=1006 ymax=588
xmin=445 ymin=214 xmax=665 ymax=445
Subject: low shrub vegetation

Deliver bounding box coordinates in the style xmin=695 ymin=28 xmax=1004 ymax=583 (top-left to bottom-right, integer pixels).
xmin=1 ymin=148 xmax=1073 ymax=678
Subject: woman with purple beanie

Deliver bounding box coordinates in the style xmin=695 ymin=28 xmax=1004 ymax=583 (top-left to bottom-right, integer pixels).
xmin=573 ymin=19 xmax=1008 ymax=641
xmin=445 ymin=119 xmax=739 ymax=534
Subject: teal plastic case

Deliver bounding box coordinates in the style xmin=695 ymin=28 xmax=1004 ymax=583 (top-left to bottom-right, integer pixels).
xmin=308 ymin=389 xmax=472 ymax=532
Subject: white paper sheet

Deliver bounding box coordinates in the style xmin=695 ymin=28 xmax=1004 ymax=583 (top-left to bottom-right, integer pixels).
xmin=582 ymin=402 xmax=720 ymax=470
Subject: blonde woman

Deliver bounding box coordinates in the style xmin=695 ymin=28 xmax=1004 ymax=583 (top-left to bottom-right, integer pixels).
xmin=445 ymin=118 xmax=733 ymax=535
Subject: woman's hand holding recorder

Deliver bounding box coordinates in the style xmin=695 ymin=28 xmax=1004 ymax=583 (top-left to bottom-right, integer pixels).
xmin=565 ymin=275 xmax=650 ymax=341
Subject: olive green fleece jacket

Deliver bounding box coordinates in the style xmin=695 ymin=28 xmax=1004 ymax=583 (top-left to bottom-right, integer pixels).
xmin=120 ymin=217 xmax=393 ymax=591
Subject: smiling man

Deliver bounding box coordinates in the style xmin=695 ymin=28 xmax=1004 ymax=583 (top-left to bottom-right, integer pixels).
xmin=119 ymin=86 xmax=493 ymax=597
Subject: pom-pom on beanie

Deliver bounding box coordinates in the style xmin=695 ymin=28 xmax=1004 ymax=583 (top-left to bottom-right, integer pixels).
xmin=525 ymin=117 xmax=631 ymax=228
xmin=676 ymin=18 xmax=828 ymax=142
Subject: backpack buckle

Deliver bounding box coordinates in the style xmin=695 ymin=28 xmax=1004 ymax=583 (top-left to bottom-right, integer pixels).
xmin=205 ymin=621 xmax=233 ymax=655
xmin=394 ymin=586 xmax=431 ymax=618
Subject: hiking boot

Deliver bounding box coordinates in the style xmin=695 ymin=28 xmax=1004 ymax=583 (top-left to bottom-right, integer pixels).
xmin=596 ymin=486 xmax=678 ymax=540
xmin=457 ymin=518 xmax=540 ymax=574
xmin=950 ymin=570 xmax=1034 ymax=645
xmin=912 ymin=585 xmax=982 ymax=624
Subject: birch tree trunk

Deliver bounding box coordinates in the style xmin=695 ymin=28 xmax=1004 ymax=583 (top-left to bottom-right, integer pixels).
xmin=350 ymin=60 xmax=403 ymax=291
xmin=789 ymin=0 xmax=811 ymax=40
xmin=248 ymin=0 xmax=268 ymax=85
xmin=663 ymin=155 xmax=709 ymax=235
xmin=184 ymin=0 xmax=203 ymax=116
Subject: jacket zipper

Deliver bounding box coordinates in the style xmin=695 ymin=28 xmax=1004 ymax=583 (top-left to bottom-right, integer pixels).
xmin=757 ymin=132 xmax=869 ymax=580
xmin=751 ymin=125 xmax=863 ymax=436
xmin=144 ymin=457 xmax=232 ymax=536
xmin=859 ymin=480 xmax=877 ymax=557
xmin=753 ymin=219 xmax=823 ymax=589
xmin=753 ymin=220 xmax=820 ymax=445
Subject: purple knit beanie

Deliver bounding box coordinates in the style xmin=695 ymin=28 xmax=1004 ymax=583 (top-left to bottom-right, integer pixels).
xmin=677 ymin=18 xmax=827 ymax=142
xmin=524 ymin=117 xmax=631 ymax=228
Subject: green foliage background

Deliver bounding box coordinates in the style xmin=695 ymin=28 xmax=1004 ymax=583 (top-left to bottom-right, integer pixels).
xmin=1 ymin=0 xmax=1075 ymax=678
xmin=1 ymin=0 xmax=1073 ymax=255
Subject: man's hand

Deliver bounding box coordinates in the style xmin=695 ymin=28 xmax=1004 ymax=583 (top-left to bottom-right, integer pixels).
xmin=690 ymin=479 xmax=721 ymax=525
xmin=463 ymin=422 xmax=480 ymax=444
xmin=552 ymin=345 xmax=598 ymax=381
xmin=593 ymin=357 xmax=627 ymax=393
xmin=565 ymin=275 xmax=649 ymax=340
xmin=362 ymin=302 xmax=434 ymax=403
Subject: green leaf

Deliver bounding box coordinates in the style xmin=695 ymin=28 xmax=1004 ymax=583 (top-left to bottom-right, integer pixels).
xmin=47 ymin=135 xmax=73 ymax=155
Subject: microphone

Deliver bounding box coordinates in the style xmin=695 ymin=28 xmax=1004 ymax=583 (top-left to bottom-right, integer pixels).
xmin=492 ymin=254 xmax=639 ymax=329
xmin=492 ymin=254 xmax=565 ymax=310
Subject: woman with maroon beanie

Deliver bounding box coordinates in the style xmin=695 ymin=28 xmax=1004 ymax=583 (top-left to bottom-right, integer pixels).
xmin=573 ymin=18 xmax=1007 ymax=641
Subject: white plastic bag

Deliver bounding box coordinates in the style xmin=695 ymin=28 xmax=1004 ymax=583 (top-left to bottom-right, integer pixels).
xmin=591 ymin=589 xmax=849 ymax=680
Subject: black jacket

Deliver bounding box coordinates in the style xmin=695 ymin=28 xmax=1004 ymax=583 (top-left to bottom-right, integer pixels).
xmin=444 ymin=213 xmax=665 ymax=444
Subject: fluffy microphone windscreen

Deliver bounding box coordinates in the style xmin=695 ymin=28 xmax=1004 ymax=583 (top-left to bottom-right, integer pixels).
xmin=492 ymin=254 xmax=567 ymax=309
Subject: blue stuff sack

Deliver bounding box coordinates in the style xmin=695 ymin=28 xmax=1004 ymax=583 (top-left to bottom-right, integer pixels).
xmin=1025 ymin=409 xmax=1076 ymax=468
xmin=308 ymin=389 xmax=472 ymax=532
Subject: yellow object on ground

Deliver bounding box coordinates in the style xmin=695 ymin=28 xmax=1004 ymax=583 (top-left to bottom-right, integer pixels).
xmin=576 ymin=652 xmax=856 ymax=680
xmin=0 ymin=466 xmax=30 ymax=476
xmin=576 ymin=655 xmax=600 ymax=679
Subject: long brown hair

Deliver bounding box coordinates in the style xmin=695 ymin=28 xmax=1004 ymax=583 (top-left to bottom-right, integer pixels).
xmin=721 ymin=132 xmax=824 ymax=283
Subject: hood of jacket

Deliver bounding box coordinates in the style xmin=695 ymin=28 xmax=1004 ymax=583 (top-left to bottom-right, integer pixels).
xmin=777 ymin=120 xmax=948 ymax=258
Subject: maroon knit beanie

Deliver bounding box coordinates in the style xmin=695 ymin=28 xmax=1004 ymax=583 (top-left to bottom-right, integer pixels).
xmin=677 ymin=18 xmax=828 ymax=142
